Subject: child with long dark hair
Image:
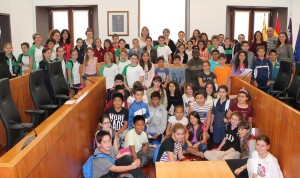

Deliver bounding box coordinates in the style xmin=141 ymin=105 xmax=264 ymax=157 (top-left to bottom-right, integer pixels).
xmin=166 ymin=81 xmax=183 ymax=115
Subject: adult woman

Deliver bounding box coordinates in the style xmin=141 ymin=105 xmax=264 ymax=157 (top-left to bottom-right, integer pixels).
xmin=60 ymin=29 xmax=71 ymax=61
xmin=276 ymin=31 xmax=295 ymax=63
xmin=249 ymin=31 xmax=267 ymax=57
xmin=139 ymin=26 xmax=150 ymax=49
xmin=49 ymin=29 xmax=60 ymax=52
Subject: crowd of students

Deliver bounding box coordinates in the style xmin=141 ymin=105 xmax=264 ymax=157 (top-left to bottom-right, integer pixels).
xmin=0 ymin=26 xmax=287 ymax=178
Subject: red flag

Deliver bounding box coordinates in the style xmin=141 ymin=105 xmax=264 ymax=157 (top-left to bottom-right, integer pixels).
xmin=274 ymin=13 xmax=280 ymax=36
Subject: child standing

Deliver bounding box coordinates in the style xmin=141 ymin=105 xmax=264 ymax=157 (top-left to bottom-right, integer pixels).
xmin=114 ymin=39 xmax=127 ymax=63
xmin=74 ymin=38 xmax=85 ymax=64
xmin=268 ymin=49 xmax=280 ymax=90
xmin=106 ymin=74 xmax=130 ymax=103
xmin=54 ymin=47 xmax=67 ymax=79
xmin=155 ymin=56 xmax=170 ymax=88
xmin=166 ymin=81 xmax=183 ymax=116
xmin=231 ymin=50 xmax=249 ymax=76
xmin=174 ymin=44 xmax=188 ymax=64
xmin=182 ymin=83 xmax=195 ymax=117
xmin=116 ymin=48 xmax=130 ymax=75
xmin=147 ymin=92 xmax=168 ymax=145
xmin=166 ymin=105 xmax=189 ymax=136
xmin=204 ymin=111 xmax=242 ymax=160
xmin=211 ymin=85 xmax=232 ymax=144
xmin=128 ymin=87 xmax=150 ymax=130
xmin=60 ymin=29 xmax=71 ymax=61
xmin=124 ymin=115 xmax=155 ymax=167
xmin=94 ymin=38 xmax=106 ymax=63
xmin=156 ymin=123 xmax=186 ymax=162
xmin=99 ymin=52 xmax=119 ymax=91
xmin=155 ymin=35 xmax=172 ymax=64
xmin=142 ymin=37 xmax=157 ymax=64
xmin=103 ymin=39 xmax=115 ymax=58
xmin=169 ymin=55 xmax=185 ymax=89
xmin=198 ymin=61 xmax=217 ymax=91
xmin=17 ymin=42 xmax=30 ymax=75
xmin=146 ymin=75 xmax=168 ymax=108
xmin=140 ymin=51 xmax=155 ymax=90
xmin=128 ymin=38 xmax=143 ymax=59
xmin=208 ymin=35 xmax=225 ymax=54
xmin=198 ymin=40 xmax=209 ymax=60
xmin=45 ymin=38 xmax=56 ymax=61
xmin=208 ymin=49 xmax=220 ymax=72
xmin=214 ymin=53 xmax=231 ymax=91
xmin=185 ymin=40 xmax=194 ymax=61
xmin=122 ymin=54 xmax=145 ymax=91
xmin=183 ymin=111 xmax=207 ymax=158
xmin=66 ymin=49 xmax=82 ymax=88
xmin=28 ymin=33 xmax=43 ymax=70
xmin=83 ymin=47 xmax=98 ymax=78
xmin=93 ymin=130 xmax=146 ymax=178
xmin=2 ymin=42 xmax=18 ymax=76
xmin=232 ymin=41 xmax=254 ymax=68
xmin=39 ymin=47 xmax=54 ymax=101
xmin=176 ymin=31 xmax=186 ymax=48
xmin=223 ymin=38 xmax=233 ymax=64
xmin=252 ymin=46 xmax=272 ymax=91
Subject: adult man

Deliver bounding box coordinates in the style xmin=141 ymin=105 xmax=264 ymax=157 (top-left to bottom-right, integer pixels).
xmin=266 ymin=27 xmax=277 ymax=53
xmin=185 ymin=47 xmax=203 ymax=91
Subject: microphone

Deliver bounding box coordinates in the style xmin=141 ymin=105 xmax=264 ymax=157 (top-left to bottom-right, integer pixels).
xmin=9 ymin=120 xmax=37 ymax=150
xmin=82 ymin=76 xmax=95 ymax=84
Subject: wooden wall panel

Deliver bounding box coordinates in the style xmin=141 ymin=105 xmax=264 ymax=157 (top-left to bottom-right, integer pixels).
xmin=231 ymin=76 xmax=300 ymax=178
xmin=0 ymin=77 xmax=106 ymax=178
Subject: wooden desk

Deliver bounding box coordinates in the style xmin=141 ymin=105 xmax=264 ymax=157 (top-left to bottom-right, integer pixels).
xmin=155 ymin=161 xmax=235 ymax=178
xmin=0 ymin=77 xmax=106 ymax=178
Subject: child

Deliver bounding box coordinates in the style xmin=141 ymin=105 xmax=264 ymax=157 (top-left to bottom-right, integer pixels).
xmin=208 ymin=49 xmax=220 ymax=72
xmin=163 ymin=28 xmax=177 ymax=54
xmin=174 ymin=44 xmax=188 ymax=64
xmin=169 ymin=55 xmax=185 ymax=89
xmin=183 ymin=111 xmax=207 ymax=157
xmin=104 ymin=85 xmax=129 ymax=110
xmin=94 ymin=38 xmax=106 ymax=63
xmin=93 ymin=130 xmax=146 ymax=178
xmin=111 ymin=33 xmax=119 ymax=50
xmin=103 ymin=39 xmax=115 ymax=58
xmin=122 ymin=53 xmax=145 ymax=91
xmin=166 ymin=105 xmax=188 ymax=136
xmin=17 ymin=42 xmax=30 ymax=75
xmin=176 ymin=31 xmax=186 ymax=48
xmin=198 ymin=40 xmax=209 ymax=60
xmin=200 ymin=33 xmax=208 ymax=43
xmin=60 ymin=29 xmax=71 ymax=61
xmin=247 ymin=135 xmax=283 ymax=178
xmin=49 ymin=29 xmax=60 ymax=52
xmin=66 ymin=49 xmax=81 ymax=88
xmin=156 ymin=123 xmax=186 ymax=162
xmin=124 ymin=115 xmax=155 ymax=167
xmin=39 ymin=47 xmax=54 ymax=101
xmin=208 ymin=35 xmax=225 ymax=54
xmin=226 ymin=89 xmax=254 ymax=125
xmin=251 ymin=46 xmax=272 ymax=91
xmin=128 ymin=87 xmax=150 ymax=130
xmin=211 ymin=85 xmax=232 ymax=144
xmin=189 ymin=91 xmax=212 ymax=132
xmin=142 ymin=36 xmax=157 ymax=64
xmin=127 ymin=81 xmax=148 ymax=107
xmin=140 ymin=51 xmax=155 ymax=90
xmin=74 ymin=38 xmax=85 ymax=64
xmin=214 ymin=53 xmax=231 ymax=91
xmin=99 ymin=52 xmax=119 ymax=91
xmin=219 ymin=34 xmax=225 ymax=47
xmin=114 ymin=39 xmax=127 ymax=63
xmin=232 ymin=34 xmax=245 ymax=56
xmin=155 ymin=56 xmax=170 ymax=88
xmin=182 ymin=83 xmax=195 ymax=117
xmin=45 ymin=38 xmax=56 ymax=61
xmin=223 ymin=38 xmax=233 ymax=64
xmin=83 ymin=47 xmax=98 ymax=79
xmin=185 ymin=40 xmax=194 ymax=61
xmin=106 ymin=74 xmax=130 ymax=103
xmin=146 ymin=75 xmax=168 ymax=108
xmin=128 ymin=38 xmax=143 ymax=59
xmin=97 ymin=114 xmax=119 ymax=151
xmin=147 ymin=92 xmax=168 ymax=145
xmin=28 ymin=33 xmax=43 ymax=70
xmin=204 ymin=111 xmax=242 ymax=160
xmin=166 ymin=81 xmax=183 ymax=116
xmin=268 ymin=49 xmax=280 ymax=90
xmin=198 ymin=61 xmax=217 ymax=91
xmin=117 ymin=48 xmax=131 ymax=75
xmin=54 ymin=47 xmax=67 ymax=79
xmin=105 ymin=93 xmax=128 ymax=147
xmin=232 ymin=41 xmax=254 ymax=68
xmin=231 ymin=50 xmax=249 ymax=76
xmin=205 ymin=81 xmax=218 ymax=107
xmin=2 ymin=42 xmax=18 ymax=76
xmin=155 ymin=35 xmax=172 ymax=64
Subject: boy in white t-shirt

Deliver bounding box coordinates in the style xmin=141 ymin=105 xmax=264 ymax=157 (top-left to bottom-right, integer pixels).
xmin=117 ymin=48 xmax=130 ymax=74
xmin=155 ymin=35 xmax=172 ymax=64
xmin=122 ymin=53 xmax=145 ymax=90
xmin=17 ymin=42 xmax=30 ymax=75
xmin=165 ymin=105 xmax=188 ymax=136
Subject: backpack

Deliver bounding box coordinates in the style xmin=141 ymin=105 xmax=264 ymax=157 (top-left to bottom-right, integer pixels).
xmin=152 ymin=144 xmax=161 ymax=163
xmin=82 ymin=153 xmax=116 ymax=178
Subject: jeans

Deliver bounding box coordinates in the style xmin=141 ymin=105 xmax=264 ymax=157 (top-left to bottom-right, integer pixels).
xmin=213 ymin=126 xmax=225 ymax=144
xmin=137 ymin=147 xmax=156 ymax=167
xmin=183 ymin=142 xmax=207 ymax=152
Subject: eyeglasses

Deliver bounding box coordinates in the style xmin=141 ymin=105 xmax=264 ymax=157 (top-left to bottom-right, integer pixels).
xmin=102 ymin=122 xmax=111 ymax=125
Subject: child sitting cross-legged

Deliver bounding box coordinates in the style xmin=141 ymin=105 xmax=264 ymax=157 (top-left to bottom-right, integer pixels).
xmin=124 ymin=115 xmax=155 ymax=167
xmin=93 ymin=130 xmax=147 ymax=178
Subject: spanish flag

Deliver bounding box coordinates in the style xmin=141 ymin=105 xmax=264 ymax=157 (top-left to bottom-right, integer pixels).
xmin=274 ymin=13 xmax=280 ymax=37
xmin=262 ymin=14 xmax=267 ymax=41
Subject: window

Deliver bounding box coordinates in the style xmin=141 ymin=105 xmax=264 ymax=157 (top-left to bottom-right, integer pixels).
xmin=253 ymin=11 xmax=270 ymax=33
xmin=52 ymin=10 xmax=69 ymax=31
xmin=139 ymin=0 xmax=185 ymax=41
xmin=234 ymin=11 xmax=250 ymax=40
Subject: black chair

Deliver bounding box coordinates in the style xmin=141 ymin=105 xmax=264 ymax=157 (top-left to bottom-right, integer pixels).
xmin=48 ymin=61 xmax=70 ymax=106
xmin=0 ymin=78 xmax=44 ymax=151
xmin=269 ymin=61 xmax=293 ymax=97
xmin=29 ymin=70 xmax=58 ymax=125
xmin=278 ymin=63 xmax=300 ymax=110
